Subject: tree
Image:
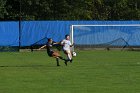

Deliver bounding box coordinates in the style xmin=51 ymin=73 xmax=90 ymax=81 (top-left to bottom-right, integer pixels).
xmin=1 ymin=0 xmax=140 ymax=20
xmin=0 ymin=0 xmax=7 ymax=20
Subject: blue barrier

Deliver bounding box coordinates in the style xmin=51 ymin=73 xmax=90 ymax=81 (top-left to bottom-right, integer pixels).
xmin=0 ymin=21 xmax=140 ymax=46
xmin=0 ymin=21 xmax=19 ymax=46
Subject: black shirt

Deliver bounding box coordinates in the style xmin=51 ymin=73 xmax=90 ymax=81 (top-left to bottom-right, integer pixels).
xmin=46 ymin=42 xmax=54 ymax=56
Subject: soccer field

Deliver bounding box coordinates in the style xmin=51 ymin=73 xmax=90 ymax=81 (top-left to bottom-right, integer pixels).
xmin=0 ymin=50 xmax=140 ymax=93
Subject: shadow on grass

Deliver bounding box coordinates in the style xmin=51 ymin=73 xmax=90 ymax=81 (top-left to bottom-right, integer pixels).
xmin=0 ymin=65 xmax=59 ymax=68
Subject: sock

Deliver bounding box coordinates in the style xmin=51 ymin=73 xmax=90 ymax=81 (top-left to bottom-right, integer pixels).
xmin=56 ymin=57 xmax=60 ymax=66
xmin=59 ymin=56 xmax=65 ymax=61
xmin=67 ymin=54 xmax=72 ymax=60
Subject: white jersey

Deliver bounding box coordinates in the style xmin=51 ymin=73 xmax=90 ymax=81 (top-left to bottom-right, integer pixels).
xmin=61 ymin=39 xmax=72 ymax=51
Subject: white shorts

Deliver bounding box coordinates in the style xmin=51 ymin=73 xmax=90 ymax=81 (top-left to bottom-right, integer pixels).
xmin=63 ymin=49 xmax=71 ymax=54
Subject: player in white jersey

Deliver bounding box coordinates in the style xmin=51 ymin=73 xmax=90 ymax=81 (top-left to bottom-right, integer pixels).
xmin=61 ymin=35 xmax=74 ymax=63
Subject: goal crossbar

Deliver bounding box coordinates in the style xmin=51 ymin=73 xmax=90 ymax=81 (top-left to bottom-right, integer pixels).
xmin=72 ymin=24 xmax=140 ymax=27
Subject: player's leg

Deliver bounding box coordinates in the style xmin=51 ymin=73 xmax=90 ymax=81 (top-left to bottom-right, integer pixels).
xmin=64 ymin=50 xmax=73 ymax=62
xmin=48 ymin=51 xmax=60 ymax=66
xmin=51 ymin=55 xmax=60 ymax=66
xmin=56 ymin=57 xmax=60 ymax=66
xmin=52 ymin=51 xmax=65 ymax=60
xmin=52 ymin=51 xmax=67 ymax=66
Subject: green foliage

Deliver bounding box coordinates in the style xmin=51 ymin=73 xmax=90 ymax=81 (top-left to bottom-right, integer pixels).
xmin=1 ymin=0 xmax=140 ymax=20
xmin=0 ymin=0 xmax=7 ymax=19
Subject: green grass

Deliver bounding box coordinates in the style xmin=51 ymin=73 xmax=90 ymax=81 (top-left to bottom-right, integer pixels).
xmin=0 ymin=50 xmax=140 ymax=93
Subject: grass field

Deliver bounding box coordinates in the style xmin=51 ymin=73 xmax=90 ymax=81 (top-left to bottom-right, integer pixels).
xmin=0 ymin=50 xmax=140 ymax=93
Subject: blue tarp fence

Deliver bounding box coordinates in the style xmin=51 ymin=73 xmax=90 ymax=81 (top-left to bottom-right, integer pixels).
xmin=0 ymin=21 xmax=140 ymax=46
xmin=0 ymin=21 xmax=19 ymax=46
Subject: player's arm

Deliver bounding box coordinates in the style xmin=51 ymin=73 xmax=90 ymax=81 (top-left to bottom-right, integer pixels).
xmin=60 ymin=40 xmax=65 ymax=46
xmin=70 ymin=43 xmax=74 ymax=47
xmin=38 ymin=45 xmax=46 ymax=50
xmin=53 ymin=42 xmax=61 ymax=45
xmin=70 ymin=42 xmax=74 ymax=47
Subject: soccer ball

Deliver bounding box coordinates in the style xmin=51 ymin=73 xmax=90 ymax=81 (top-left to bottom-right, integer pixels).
xmin=72 ymin=52 xmax=76 ymax=57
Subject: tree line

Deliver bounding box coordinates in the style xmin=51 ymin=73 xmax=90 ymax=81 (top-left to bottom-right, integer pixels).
xmin=0 ymin=0 xmax=140 ymax=20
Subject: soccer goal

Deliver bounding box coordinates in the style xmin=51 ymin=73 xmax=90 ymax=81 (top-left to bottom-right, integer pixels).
xmin=70 ymin=24 xmax=140 ymax=50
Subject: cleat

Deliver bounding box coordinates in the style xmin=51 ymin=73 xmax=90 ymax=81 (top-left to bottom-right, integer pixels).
xmin=64 ymin=60 xmax=68 ymax=66
xmin=70 ymin=59 xmax=73 ymax=63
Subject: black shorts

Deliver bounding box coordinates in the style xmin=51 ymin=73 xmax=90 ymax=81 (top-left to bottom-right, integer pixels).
xmin=47 ymin=51 xmax=54 ymax=57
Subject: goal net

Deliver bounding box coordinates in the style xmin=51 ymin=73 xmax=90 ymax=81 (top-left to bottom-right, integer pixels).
xmin=70 ymin=24 xmax=140 ymax=50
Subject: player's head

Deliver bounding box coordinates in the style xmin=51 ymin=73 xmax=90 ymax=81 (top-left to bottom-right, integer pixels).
xmin=65 ymin=35 xmax=70 ymax=40
xmin=48 ymin=38 xmax=53 ymax=43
